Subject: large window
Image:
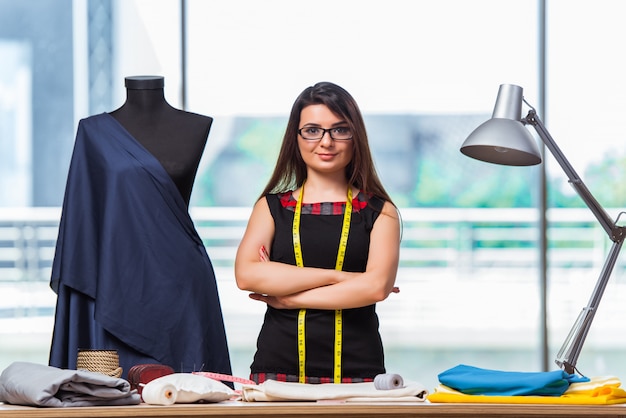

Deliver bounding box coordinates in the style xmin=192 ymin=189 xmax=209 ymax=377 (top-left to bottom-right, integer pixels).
xmin=1 ymin=0 xmax=625 ymax=392
xmin=545 ymin=0 xmax=626 ymax=376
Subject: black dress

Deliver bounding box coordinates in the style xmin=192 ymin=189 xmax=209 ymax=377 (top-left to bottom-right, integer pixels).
xmin=250 ymin=192 xmax=387 ymax=383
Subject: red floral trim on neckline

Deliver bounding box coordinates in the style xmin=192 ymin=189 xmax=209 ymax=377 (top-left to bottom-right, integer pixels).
xmin=278 ymin=191 xmax=368 ymax=213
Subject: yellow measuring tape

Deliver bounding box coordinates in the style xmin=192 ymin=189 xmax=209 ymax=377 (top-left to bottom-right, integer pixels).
xmin=293 ymin=183 xmax=352 ymax=384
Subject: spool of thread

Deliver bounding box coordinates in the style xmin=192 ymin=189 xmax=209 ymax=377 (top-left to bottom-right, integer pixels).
xmin=374 ymin=373 xmax=404 ymax=390
xmin=141 ymin=382 xmax=178 ymax=405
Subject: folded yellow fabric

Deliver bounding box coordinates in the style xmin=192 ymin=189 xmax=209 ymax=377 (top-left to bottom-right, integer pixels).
xmin=428 ymin=382 xmax=626 ymax=405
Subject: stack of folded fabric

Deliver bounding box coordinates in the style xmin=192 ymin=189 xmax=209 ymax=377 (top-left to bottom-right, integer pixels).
xmin=427 ymin=364 xmax=626 ymax=405
xmin=0 ymin=361 xmax=141 ymax=407
xmin=241 ymin=373 xmax=429 ymax=402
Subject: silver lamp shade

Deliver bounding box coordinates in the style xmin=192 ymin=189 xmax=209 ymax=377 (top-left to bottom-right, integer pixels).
xmin=460 ymin=84 xmax=542 ymax=166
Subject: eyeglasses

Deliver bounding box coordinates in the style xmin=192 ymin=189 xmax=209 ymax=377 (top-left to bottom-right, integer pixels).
xmin=298 ymin=126 xmax=353 ymax=141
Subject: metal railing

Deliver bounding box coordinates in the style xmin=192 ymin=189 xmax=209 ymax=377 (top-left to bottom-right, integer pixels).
xmin=0 ymin=206 xmax=618 ymax=283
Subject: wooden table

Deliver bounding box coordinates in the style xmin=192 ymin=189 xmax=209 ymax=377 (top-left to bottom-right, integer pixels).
xmin=2 ymin=401 xmax=626 ymax=418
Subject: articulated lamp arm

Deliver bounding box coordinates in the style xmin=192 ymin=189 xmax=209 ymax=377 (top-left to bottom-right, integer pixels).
xmin=522 ymin=105 xmax=626 ymax=374
xmin=522 ymin=105 xmax=621 ymax=239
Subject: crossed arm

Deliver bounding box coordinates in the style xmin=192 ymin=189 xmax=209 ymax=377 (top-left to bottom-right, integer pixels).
xmin=234 ymin=197 xmax=400 ymax=310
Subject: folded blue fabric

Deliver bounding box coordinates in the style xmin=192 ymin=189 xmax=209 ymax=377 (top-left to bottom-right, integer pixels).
xmin=438 ymin=364 xmax=589 ymax=396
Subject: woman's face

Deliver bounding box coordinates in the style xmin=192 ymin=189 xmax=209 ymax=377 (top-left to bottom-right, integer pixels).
xmin=297 ymin=104 xmax=354 ymax=177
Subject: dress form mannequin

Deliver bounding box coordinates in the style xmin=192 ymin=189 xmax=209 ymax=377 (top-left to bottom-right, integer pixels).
xmin=109 ymin=76 xmax=211 ymax=206
xmin=49 ymin=80 xmax=233 ymax=379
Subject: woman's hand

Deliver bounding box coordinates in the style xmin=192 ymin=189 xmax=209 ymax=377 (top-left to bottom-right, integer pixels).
xmin=259 ymin=245 xmax=270 ymax=262
xmin=248 ymin=292 xmax=293 ymax=309
xmin=249 ymin=246 xmax=293 ymax=308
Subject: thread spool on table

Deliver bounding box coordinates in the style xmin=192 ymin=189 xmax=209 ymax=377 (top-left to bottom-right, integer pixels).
xmin=374 ymin=373 xmax=404 ymax=390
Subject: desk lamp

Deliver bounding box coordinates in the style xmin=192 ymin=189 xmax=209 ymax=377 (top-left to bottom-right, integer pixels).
xmin=460 ymin=83 xmax=626 ymax=374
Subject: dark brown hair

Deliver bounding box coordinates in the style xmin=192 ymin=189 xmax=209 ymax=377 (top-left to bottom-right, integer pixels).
xmin=260 ymin=82 xmax=393 ymax=204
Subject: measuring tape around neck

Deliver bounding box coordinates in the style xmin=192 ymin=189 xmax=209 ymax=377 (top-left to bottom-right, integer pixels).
xmin=293 ymin=183 xmax=352 ymax=384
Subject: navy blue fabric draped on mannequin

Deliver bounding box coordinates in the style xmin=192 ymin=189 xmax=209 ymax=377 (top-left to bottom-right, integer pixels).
xmin=49 ymin=113 xmax=232 ymax=378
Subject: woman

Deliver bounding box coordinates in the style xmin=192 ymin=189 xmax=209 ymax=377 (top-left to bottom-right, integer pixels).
xmin=235 ymin=82 xmax=400 ymax=384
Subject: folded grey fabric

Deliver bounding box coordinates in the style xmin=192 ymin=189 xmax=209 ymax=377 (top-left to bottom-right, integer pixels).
xmin=0 ymin=361 xmax=141 ymax=407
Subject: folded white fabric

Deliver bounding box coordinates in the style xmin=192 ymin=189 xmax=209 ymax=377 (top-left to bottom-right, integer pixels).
xmin=241 ymin=378 xmax=428 ymax=402
xmin=0 ymin=361 xmax=141 ymax=407
xmin=141 ymin=373 xmax=235 ymax=405
xmin=564 ymin=376 xmax=622 ymax=394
